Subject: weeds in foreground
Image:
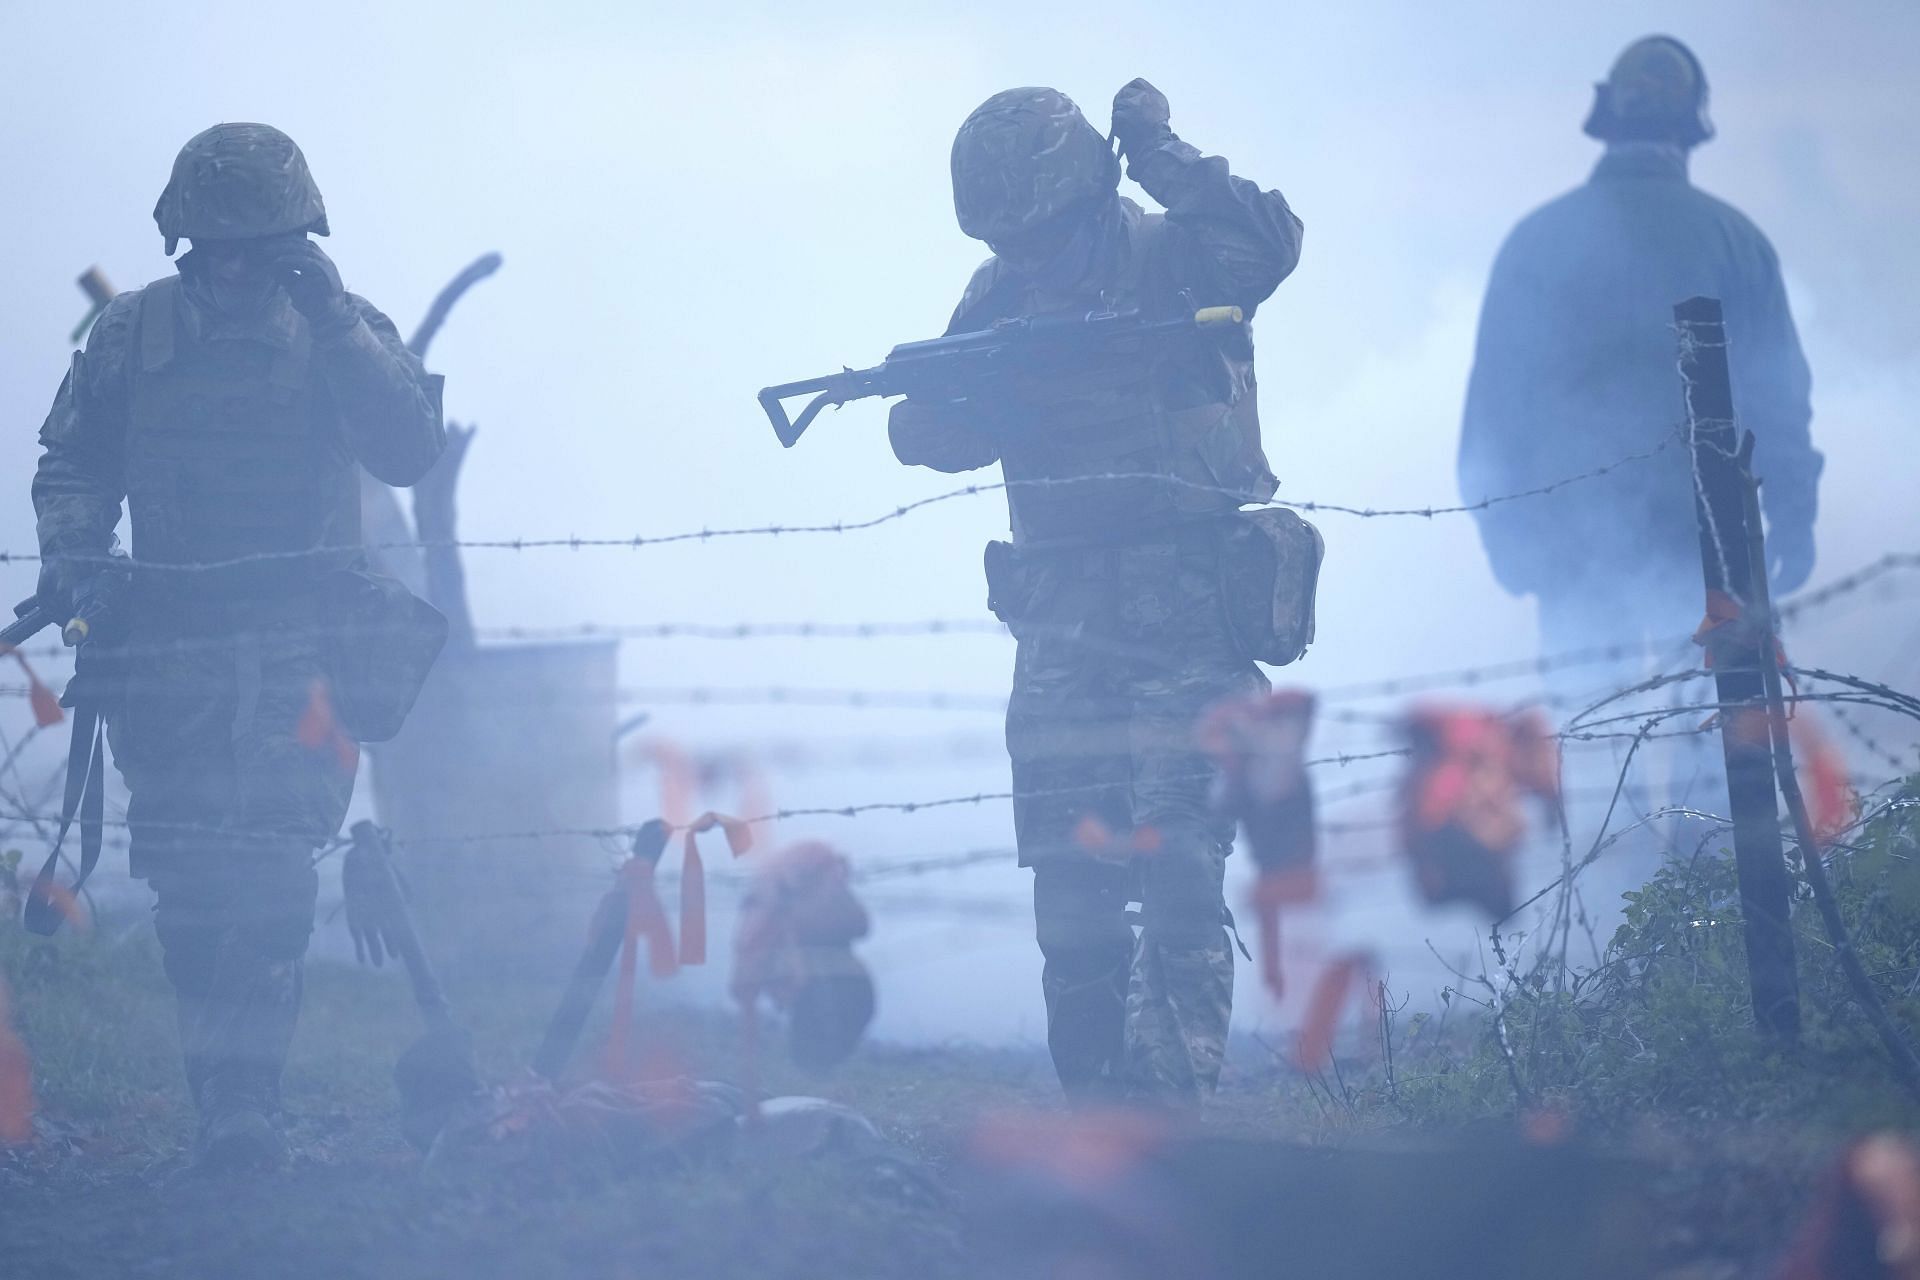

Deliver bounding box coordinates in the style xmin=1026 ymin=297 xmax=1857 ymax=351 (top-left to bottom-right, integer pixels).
xmin=1306 ymin=776 xmax=1920 ymax=1140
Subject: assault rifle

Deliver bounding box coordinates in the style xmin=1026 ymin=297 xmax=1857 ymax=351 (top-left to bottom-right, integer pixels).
xmin=757 ymin=303 xmax=1245 ymax=448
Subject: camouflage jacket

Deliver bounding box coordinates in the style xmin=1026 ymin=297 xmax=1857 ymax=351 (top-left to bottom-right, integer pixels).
xmin=33 ymin=262 xmax=444 ymax=578
xmin=889 ymin=132 xmax=1303 ymax=504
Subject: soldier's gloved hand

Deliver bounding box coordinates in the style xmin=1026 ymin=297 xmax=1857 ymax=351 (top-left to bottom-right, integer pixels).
xmin=341 ymin=840 xmax=407 ymax=967
xmin=273 ymin=239 xmax=357 ymax=336
xmin=1111 ymin=78 xmax=1173 ymax=158
xmin=1769 ymin=524 xmax=1816 ymax=596
xmin=33 ymin=555 xmax=85 ymax=620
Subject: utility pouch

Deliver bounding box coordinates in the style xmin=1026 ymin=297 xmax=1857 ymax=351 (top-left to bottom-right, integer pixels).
xmin=319 ymin=568 xmax=448 ymax=743
xmin=1215 ymin=507 xmax=1324 ymax=666
xmin=983 ymin=540 xmax=1023 ymax=627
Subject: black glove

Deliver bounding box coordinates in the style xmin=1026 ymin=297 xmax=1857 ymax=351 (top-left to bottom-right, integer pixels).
xmin=1768 ymin=523 xmax=1815 ymax=596
xmin=272 ymin=239 xmax=356 ymax=336
xmin=341 ymin=833 xmax=408 ymax=967
xmin=33 ymin=555 xmax=86 ymax=620
xmin=1111 ymin=77 xmax=1173 ymax=158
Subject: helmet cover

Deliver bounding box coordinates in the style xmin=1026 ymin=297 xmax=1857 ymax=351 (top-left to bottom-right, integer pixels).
xmin=153 ymin=123 xmax=329 ymax=255
xmin=951 ymin=87 xmax=1120 ymax=245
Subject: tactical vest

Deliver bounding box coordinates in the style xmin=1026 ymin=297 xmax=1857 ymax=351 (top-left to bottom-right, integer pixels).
xmin=979 ymin=211 xmax=1277 ymax=545
xmin=125 ymin=276 xmax=361 ymax=601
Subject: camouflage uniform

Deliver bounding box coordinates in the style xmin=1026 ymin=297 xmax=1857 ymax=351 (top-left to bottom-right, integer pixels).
xmin=31 ymin=125 xmax=444 ymax=1156
xmin=891 ymin=85 xmax=1302 ymax=1104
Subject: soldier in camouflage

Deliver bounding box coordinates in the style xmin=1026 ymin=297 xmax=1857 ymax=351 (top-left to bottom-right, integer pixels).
xmin=31 ymin=124 xmax=445 ymax=1168
xmin=890 ymin=82 xmax=1302 ymax=1105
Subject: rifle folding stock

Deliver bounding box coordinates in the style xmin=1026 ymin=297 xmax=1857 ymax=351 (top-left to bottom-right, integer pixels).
xmin=758 ymin=369 xmax=873 ymax=449
xmin=758 ymin=304 xmax=1244 ymax=447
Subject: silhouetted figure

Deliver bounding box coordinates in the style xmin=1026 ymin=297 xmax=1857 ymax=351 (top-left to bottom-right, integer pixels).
xmin=1459 ymin=36 xmax=1821 ymax=663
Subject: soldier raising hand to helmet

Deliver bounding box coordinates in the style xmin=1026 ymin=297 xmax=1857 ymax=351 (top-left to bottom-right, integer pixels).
xmin=889 ymin=82 xmax=1305 ymax=1108
xmin=30 ymin=123 xmax=446 ymax=1170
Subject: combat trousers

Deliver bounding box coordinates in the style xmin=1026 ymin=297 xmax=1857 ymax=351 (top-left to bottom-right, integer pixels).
xmin=1002 ymin=534 xmax=1264 ymax=1105
xmin=110 ymin=598 xmax=355 ymax=1117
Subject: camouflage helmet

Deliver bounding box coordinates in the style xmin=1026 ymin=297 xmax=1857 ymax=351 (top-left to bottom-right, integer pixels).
xmin=1583 ymin=36 xmax=1714 ymax=148
xmin=153 ymin=123 xmax=329 ymax=256
xmin=951 ymin=87 xmax=1120 ymax=245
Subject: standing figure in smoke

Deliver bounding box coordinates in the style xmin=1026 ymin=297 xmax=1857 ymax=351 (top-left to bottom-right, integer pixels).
xmin=1458 ymin=35 xmax=1822 ymax=659
xmin=30 ymin=124 xmax=445 ymax=1168
xmin=890 ymin=82 xmax=1303 ymax=1105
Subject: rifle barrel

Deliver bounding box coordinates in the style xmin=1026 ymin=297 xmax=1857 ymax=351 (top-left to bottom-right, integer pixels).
xmin=0 ymin=608 xmax=58 ymax=652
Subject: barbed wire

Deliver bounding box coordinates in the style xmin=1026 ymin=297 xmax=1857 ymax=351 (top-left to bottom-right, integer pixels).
xmin=0 ymin=429 xmax=1683 ymax=574
xmin=1823 ymin=702 xmax=1917 ymax=776
xmin=1780 ymin=552 xmax=1920 ymax=622
xmin=475 ymin=619 xmax=1007 ymax=642
xmin=0 ymin=707 xmax=1740 ymax=858
xmin=5 ymin=539 xmax=1906 ymax=731
xmin=615 ymin=687 xmax=1008 ymax=713
xmin=0 ymin=746 xmax=1417 ymax=855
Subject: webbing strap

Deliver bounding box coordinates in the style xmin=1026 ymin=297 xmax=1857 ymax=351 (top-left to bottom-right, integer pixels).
xmin=139 ymin=277 xmax=178 ymax=374
xmin=22 ymin=705 xmax=106 ymax=936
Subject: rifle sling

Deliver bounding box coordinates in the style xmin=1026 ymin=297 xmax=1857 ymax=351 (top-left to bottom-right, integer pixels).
xmin=22 ymin=703 xmax=106 ymax=936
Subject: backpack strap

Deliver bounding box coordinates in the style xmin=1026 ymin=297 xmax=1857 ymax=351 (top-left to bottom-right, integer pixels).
xmin=138 ymin=276 xmax=179 ymax=374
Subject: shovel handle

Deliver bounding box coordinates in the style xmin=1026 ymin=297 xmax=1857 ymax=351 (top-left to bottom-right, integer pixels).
xmin=382 ymin=872 xmax=453 ymax=1028
xmin=352 ymin=823 xmax=454 ymax=1029
xmin=531 ymin=883 xmax=629 ymax=1081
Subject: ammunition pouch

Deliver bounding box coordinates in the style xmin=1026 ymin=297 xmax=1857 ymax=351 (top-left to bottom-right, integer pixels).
xmin=985 ymin=538 xmax=1067 ymax=641
xmin=984 ymin=539 xmax=1020 ymax=625
xmin=319 ymin=568 xmax=448 ymax=743
xmin=1214 ymin=507 xmax=1323 ymax=666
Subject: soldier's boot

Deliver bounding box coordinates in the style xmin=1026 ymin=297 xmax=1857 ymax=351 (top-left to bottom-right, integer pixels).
xmin=178 ymin=955 xmax=303 ymax=1172
xmin=154 ymin=842 xmax=319 ymax=1170
xmin=194 ymin=1083 xmax=287 ymax=1173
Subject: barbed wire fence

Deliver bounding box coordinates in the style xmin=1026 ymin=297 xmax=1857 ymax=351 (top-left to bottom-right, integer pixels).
xmin=0 ymin=426 xmax=1688 ymax=574
xmin=0 ymin=427 xmax=1913 ymax=962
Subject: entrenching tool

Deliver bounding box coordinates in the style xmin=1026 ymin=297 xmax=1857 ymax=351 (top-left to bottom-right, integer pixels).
xmin=529 ymin=811 xmax=739 ymax=1082
xmin=531 ymin=872 xmax=635 ymax=1082
xmin=529 ymin=820 xmax=671 ymax=1083
xmin=341 ymin=820 xmax=482 ymax=1149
